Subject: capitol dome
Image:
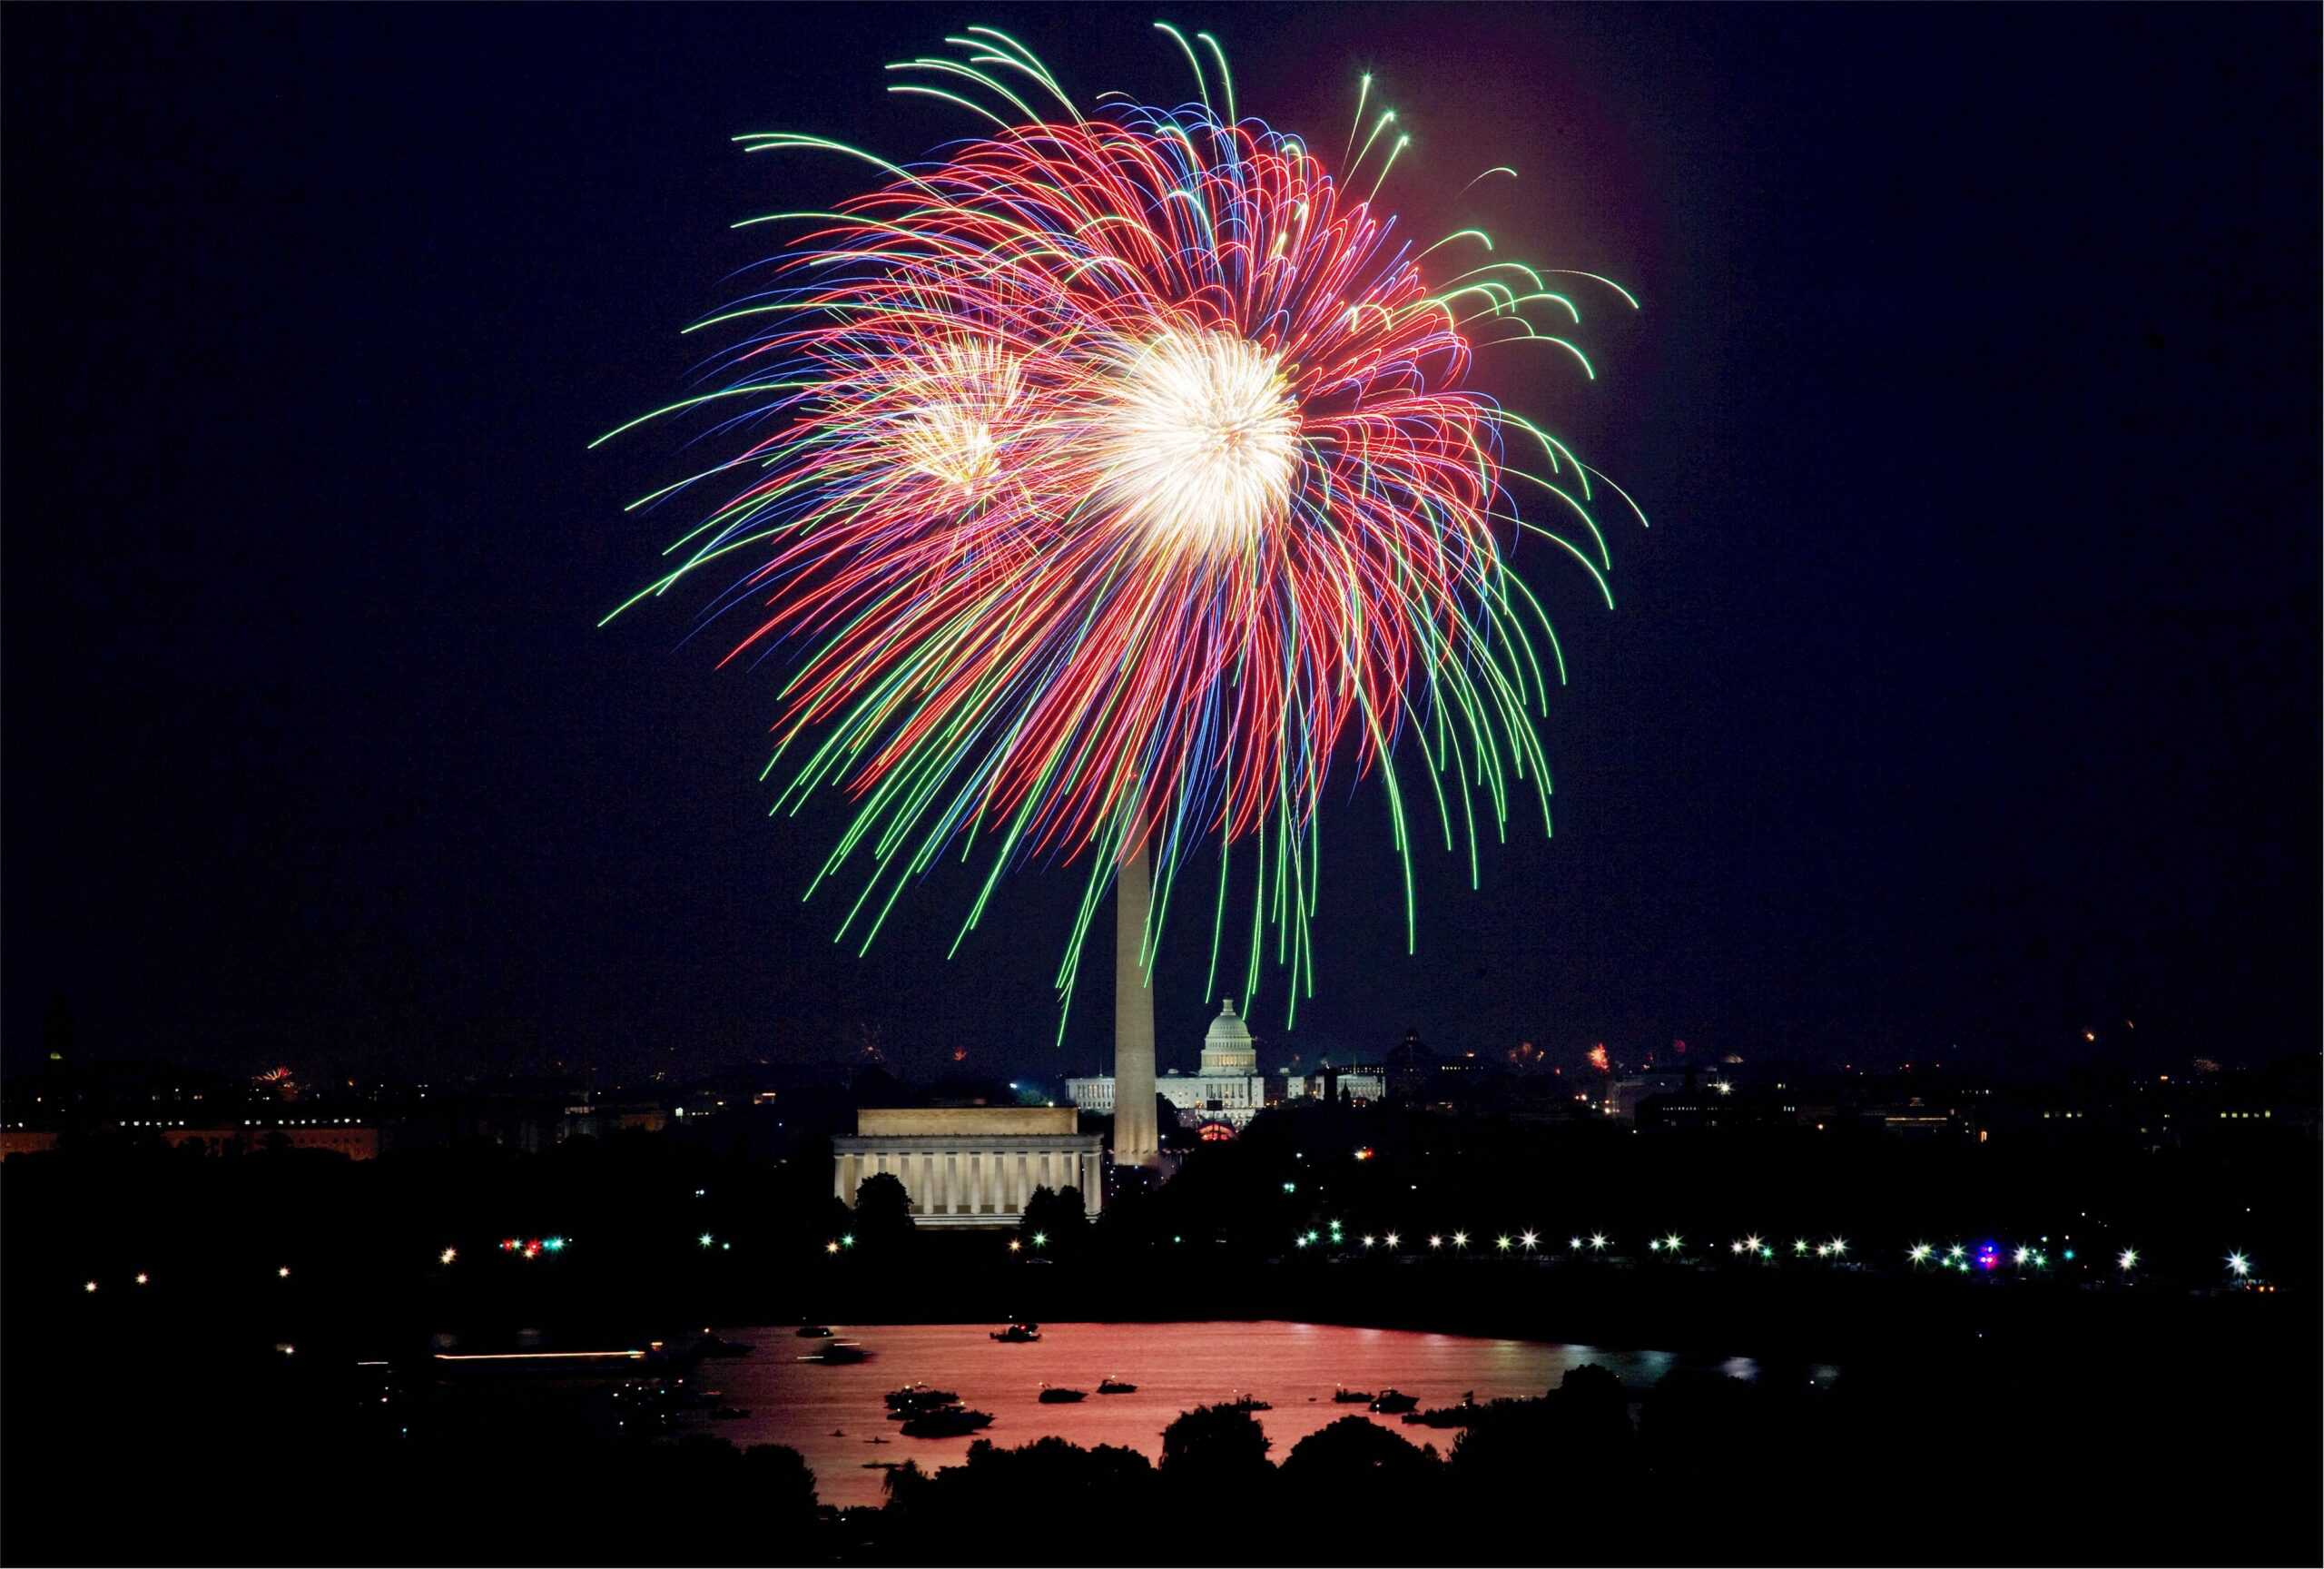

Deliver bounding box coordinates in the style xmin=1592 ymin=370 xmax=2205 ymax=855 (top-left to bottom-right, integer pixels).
xmin=1199 ymin=998 xmax=1257 ymax=1074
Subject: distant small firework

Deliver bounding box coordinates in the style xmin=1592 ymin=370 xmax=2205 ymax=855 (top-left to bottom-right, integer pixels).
xmin=1587 ymin=1044 xmax=1611 ymax=1073
xmin=603 ymin=25 xmax=1644 ymax=1030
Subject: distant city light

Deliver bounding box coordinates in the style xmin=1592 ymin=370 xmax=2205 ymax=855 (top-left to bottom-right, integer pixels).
xmin=1428 ymin=1235 xmax=1443 ymax=1249
xmin=698 ymin=1233 xmax=714 ymax=1248
xmin=134 ymin=1272 xmax=150 ymax=1286
xmin=2118 ymin=1248 xmax=2139 ymax=1272
xmin=1713 ymin=1080 xmax=1734 ymax=1096
xmin=1909 ymin=1244 xmax=1933 ymax=1265
xmin=1362 ymin=1235 xmax=1375 ymax=1248
xmin=1662 ymin=1233 xmax=1682 ymax=1253
xmin=438 ymin=1248 xmax=458 ymax=1267
xmin=1521 ymin=1231 xmax=1538 ymax=1250
xmin=1815 ymin=1243 xmax=1830 ymax=1258
xmin=84 ymin=1280 xmax=97 ymax=1294
xmin=824 ymin=1240 xmax=840 ymax=1255
xmin=2228 ymin=1252 xmax=2250 ymax=1278
xmin=1743 ymin=1235 xmax=1763 ymax=1254
xmin=2013 ymin=1246 xmax=2031 ymax=1267
xmin=1495 ymin=1236 xmax=1512 ymax=1251
xmin=277 ymin=1267 xmax=291 ymax=1279
xmin=1829 ymin=1238 xmax=1847 ymax=1257
xmin=1793 ymin=1239 xmax=1811 ymax=1256
xmin=1946 ymin=1245 xmax=1965 ymax=1262
xmin=1589 ymin=1233 xmax=1609 ymax=1251
xmin=1452 ymin=1231 xmax=1469 ymax=1248
xmin=1295 ymin=1235 xmax=1310 ymax=1248
xmin=544 ymin=1237 xmax=566 ymax=1253
xmin=1282 ymin=1182 xmax=1297 ymax=1194
xmin=1384 ymin=1232 xmax=1400 ymax=1248
xmin=841 ymin=1234 xmax=855 ymax=1248
xmin=1031 ymin=1232 xmax=1047 ymax=1248
xmin=1648 ymin=1239 xmax=1661 ymax=1253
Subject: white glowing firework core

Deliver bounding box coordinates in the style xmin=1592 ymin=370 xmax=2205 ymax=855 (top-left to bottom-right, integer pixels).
xmin=894 ymin=341 xmax=1020 ymax=494
xmin=1098 ymin=328 xmax=1299 ymax=551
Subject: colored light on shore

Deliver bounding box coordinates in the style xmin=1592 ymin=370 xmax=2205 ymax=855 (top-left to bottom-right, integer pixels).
xmin=544 ymin=1237 xmax=566 ymax=1253
xmin=2118 ymin=1248 xmax=2138 ymax=1271
xmin=1794 ymin=1239 xmax=1811 ymax=1256
xmin=842 ymin=1235 xmax=856 ymax=1248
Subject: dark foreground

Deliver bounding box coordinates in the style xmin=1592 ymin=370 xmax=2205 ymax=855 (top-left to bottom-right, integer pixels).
xmin=5 ymin=1269 xmax=2315 ymax=1567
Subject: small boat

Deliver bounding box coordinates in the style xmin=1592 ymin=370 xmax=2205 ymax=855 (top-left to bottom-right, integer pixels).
xmin=901 ymin=1406 xmax=995 ymax=1438
xmin=1224 ymin=1393 xmax=1272 ymax=1413
xmin=1038 ymin=1385 xmax=1088 ymax=1404
xmin=795 ymin=1325 xmax=835 ymax=1338
xmin=800 ymin=1340 xmax=867 ymax=1365
xmin=1369 ymin=1389 xmax=1418 ymax=1415
xmin=863 ymin=1460 xmax=903 ymax=1470
xmin=1333 ymin=1385 xmax=1375 ymax=1404
xmin=885 ymin=1383 xmax=961 ymax=1410
xmin=865 ymin=1436 xmax=890 ymax=1446
xmin=990 ymin=1323 xmax=1041 ymax=1343
xmin=1097 ymin=1377 xmax=1137 ymax=1395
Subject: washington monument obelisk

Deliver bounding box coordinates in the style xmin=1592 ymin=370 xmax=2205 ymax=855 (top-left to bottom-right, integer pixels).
xmin=1110 ymin=843 xmax=1158 ymax=1166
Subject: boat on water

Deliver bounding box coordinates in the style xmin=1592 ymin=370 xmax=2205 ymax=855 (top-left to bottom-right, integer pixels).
xmin=900 ymin=1406 xmax=995 ymax=1438
xmin=1333 ymin=1385 xmax=1375 ymax=1403
xmin=795 ymin=1325 xmax=835 ymax=1338
xmin=1223 ymin=1394 xmax=1272 ymax=1413
xmin=696 ymin=1333 xmax=756 ymax=1358
xmin=1368 ymin=1389 xmax=1419 ymax=1415
xmin=885 ymin=1383 xmax=961 ymax=1410
xmin=1097 ymin=1377 xmax=1137 ymax=1395
xmin=990 ymin=1323 xmax=1041 ymax=1343
xmin=1037 ymin=1385 xmax=1088 ymax=1404
xmin=800 ymin=1340 xmax=868 ymax=1365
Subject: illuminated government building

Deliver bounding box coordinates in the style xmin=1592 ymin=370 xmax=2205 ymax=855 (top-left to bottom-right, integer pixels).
xmin=832 ymin=1106 xmax=1104 ymax=1229
xmin=1068 ymin=998 xmax=1273 ymax=1136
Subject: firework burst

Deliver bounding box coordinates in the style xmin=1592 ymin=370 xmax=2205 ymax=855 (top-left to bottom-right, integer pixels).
xmin=600 ymin=25 xmax=1645 ymax=1032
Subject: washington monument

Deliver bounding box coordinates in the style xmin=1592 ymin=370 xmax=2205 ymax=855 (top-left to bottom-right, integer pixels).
xmin=1110 ymin=844 xmax=1158 ymax=1166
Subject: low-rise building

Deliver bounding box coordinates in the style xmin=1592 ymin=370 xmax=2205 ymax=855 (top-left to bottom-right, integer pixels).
xmin=833 ymin=1106 xmax=1103 ymax=1229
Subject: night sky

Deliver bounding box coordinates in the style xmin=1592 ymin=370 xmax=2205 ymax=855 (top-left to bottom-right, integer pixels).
xmin=7 ymin=5 xmax=2316 ymax=1085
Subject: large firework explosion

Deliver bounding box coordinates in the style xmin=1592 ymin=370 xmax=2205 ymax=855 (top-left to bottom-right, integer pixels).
xmin=600 ymin=25 xmax=1644 ymax=1033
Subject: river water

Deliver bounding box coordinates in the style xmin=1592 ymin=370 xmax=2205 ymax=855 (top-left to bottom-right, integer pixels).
xmin=689 ymin=1321 xmax=1840 ymax=1506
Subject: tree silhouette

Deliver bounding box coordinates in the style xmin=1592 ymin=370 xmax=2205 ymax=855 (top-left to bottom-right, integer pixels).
xmin=852 ymin=1170 xmax=915 ymax=1244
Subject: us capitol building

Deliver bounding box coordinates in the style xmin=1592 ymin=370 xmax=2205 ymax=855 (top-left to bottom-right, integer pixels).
xmin=1068 ymin=998 xmax=1271 ymax=1135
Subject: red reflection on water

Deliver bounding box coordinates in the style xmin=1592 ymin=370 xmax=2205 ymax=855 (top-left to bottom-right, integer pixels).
xmin=685 ymin=1321 xmax=1771 ymax=1507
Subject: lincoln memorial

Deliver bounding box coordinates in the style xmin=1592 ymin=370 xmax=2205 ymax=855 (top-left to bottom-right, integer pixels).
xmin=832 ymin=1106 xmax=1105 ymax=1228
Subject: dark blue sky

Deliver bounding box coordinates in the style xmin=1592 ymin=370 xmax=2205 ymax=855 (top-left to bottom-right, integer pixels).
xmin=7 ymin=5 xmax=2316 ymax=1085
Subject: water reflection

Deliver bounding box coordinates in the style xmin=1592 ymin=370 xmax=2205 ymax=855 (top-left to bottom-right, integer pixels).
xmin=685 ymin=1321 xmax=1821 ymax=1506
